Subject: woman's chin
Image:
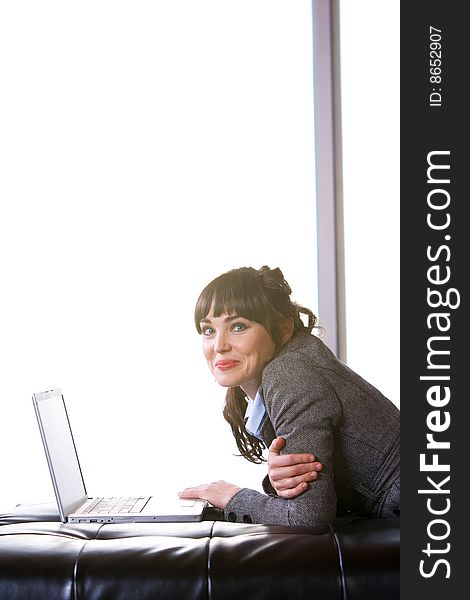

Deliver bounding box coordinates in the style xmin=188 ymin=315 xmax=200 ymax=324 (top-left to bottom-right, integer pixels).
xmin=214 ymin=374 xmax=240 ymax=388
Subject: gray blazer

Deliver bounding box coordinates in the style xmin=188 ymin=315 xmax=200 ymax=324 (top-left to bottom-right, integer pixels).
xmin=224 ymin=332 xmax=400 ymax=526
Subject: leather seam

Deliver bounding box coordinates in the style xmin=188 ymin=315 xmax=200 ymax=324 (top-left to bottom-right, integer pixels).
xmin=206 ymin=520 xmax=217 ymax=600
xmin=73 ymin=525 xmax=103 ymax=598
xmin=72 ymin=539 xmax=89 ymax=600
xmin=330 ymin=527 xmax=347 ymax=600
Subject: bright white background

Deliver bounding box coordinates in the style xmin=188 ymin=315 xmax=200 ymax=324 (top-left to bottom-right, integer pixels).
xmin=0 ymin=1 xmax=399 ymax=513
xmin=0 ymin=1 xmax=317 ymax=510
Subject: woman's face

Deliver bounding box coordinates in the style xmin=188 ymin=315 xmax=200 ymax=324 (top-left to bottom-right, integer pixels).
xmin=199 ymin=309 xmax=276 ymax=400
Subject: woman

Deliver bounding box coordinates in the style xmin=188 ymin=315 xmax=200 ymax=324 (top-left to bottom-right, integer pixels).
xmin=179 ymin=266 xmax=400 ymax=526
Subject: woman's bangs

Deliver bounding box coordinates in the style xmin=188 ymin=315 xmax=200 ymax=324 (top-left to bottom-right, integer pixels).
xmin=194 ymin=271 xmax=268 ymax=331
xmin=211 ymin=286 xmax=262 ymax=322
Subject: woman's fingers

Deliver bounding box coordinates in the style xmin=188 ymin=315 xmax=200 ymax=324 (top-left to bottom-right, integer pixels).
xmin=276 ymin=481 xmax=310 ymax=500
xmin=271 ymin=452 xmax=318 ymax=467
xmin=267 ymin=436 xmax=323 ymax=497
xmin=269 ymin=460 xmax=322 ymax=482
xmin=274 ymin=471 xmax=319 ymax=491
xmin=179 ymin=485 xmax=206 ymax=499
xmin=268 ymin=436 xmax=287 ymax=454
xmin=178 ymin=481 xmax=241 ymax=509
xmin=268 ymin=437 xmax=322 ymax=471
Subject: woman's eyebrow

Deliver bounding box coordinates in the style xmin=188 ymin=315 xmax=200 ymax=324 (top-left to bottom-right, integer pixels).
xmin=200 ymin=315 xmax=242 ymax=324
xmin=224 ymin=315 xmax=243 ymax=322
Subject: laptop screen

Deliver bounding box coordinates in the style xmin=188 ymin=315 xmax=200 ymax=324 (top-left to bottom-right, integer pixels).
xmin=33 ymin=389 xmax=87 ymax=519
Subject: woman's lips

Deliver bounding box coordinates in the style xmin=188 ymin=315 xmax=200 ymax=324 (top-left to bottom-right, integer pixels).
xmin=215 ymin=360 xmax=240 ymax=371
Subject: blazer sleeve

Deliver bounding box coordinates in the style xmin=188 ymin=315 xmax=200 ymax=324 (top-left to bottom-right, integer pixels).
xmin=224 ymin=351 xmax=342 ymax=526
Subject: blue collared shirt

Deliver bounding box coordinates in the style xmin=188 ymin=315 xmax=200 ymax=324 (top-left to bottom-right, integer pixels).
xmin=244 ymin=387 xmax=266 ymax=442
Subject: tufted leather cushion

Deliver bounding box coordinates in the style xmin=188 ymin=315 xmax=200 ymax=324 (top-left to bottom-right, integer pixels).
xmin=0 ymin=503 xmax=399 ymax=599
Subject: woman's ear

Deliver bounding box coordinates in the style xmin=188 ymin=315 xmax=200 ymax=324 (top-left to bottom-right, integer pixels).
xmin=280 ymin=318 xmax=294 ymax=345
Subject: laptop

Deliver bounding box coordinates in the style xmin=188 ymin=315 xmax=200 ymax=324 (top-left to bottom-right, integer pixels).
xmin=32 ymin=389 xmax=208 ymax=523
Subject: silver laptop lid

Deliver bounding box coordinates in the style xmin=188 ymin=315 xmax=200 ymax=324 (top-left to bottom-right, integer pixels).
xmin=32 ymin=389 xmax=88 ymax=522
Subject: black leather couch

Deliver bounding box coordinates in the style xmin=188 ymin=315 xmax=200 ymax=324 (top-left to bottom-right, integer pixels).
xmin=0 ymin=503 xmax=399 ymax=599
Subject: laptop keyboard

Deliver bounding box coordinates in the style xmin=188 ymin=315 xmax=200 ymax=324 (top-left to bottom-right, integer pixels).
xmin=79 ymin=496 xmax=148 ymax=515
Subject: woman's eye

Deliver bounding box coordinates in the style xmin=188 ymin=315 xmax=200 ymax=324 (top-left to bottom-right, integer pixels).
xmin=232 ymin=322 xmax=247 ymax=332
xmin=202 ymin=327 xmax=215 ymax=336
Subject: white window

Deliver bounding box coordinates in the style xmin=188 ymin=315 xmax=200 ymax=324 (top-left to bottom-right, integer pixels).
xmin=0 ymin=1 xmax=317 ymax=507
xmin=340 ymin=1 xmax=400 ymax=405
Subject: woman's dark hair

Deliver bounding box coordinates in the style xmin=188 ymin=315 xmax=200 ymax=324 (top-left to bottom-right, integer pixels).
xmin=195 ymin=266 xmax=318 ymax=463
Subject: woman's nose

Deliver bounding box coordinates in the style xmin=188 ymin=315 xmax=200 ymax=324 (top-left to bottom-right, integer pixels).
xmin=214 ymin=332 xmax=231 ymax=353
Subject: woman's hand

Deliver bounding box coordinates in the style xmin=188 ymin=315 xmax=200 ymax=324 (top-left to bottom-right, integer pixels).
xmin=178 ymin=481 xmax=242 ymax=509
xmin=268 ymin=437 xmax=323 ymax=499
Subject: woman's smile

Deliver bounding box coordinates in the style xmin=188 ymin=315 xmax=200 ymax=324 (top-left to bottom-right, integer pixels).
xmin=215 ymin=359 xmax=241 ymax=371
